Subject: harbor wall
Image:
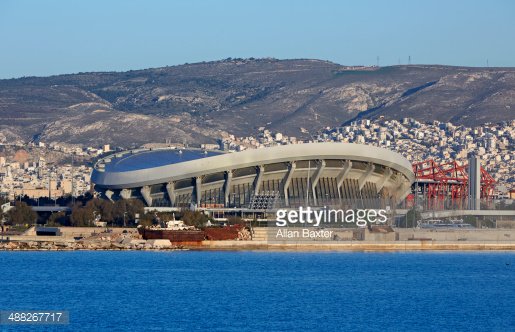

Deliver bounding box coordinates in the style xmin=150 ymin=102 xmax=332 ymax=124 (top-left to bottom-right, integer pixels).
xmin=4 ymin=227 xmax=515 ymax=251
xmin=395 ymin=228 xmax=515 ymax=241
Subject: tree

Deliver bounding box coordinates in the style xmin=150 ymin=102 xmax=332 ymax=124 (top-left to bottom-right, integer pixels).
xmin=6 ymin=201 xmax=37 ymax=226
xmin=47 ymin=211 xmax=68 ymax=226
xmin=181 ymin=210 xmax=210 ymax=228
xmin=86 ymin=198 xmax=113 ymax=224
xmin=226 ymin=216 xmax=244 ymax=225
xmin=463 ymin=215 xmax=477 ymax=226
xmin=112 ymin=199 xmax=145 ymax=226
xmin=138 ymin=213 xmax=155 ymax=227
xmin=405 ymin=207 xmax=421 ymax=228
xmin=70 ymin=203 xmax=94 ymax=227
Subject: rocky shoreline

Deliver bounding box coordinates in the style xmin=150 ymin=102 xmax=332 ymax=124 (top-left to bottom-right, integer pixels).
xmin=0 ymin=230 xmax=186 ymax=251
xmin=0 ymin=240 xmax=188 ymax=251
xmin=3 ymin=239 xmax=515 ymax=251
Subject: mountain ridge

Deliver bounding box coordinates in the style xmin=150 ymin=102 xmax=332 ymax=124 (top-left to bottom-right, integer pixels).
xmin=0 ymin=58 xmax=513 ymax=147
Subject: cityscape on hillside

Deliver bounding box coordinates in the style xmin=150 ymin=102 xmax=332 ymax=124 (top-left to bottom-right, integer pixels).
xmin=0 ymin=118 xmax=513 ymax=201
xmin=222 ymin=118 xmax=515 ymax=195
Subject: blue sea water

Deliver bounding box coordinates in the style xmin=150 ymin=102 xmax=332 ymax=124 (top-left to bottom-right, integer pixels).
xmin=0 ymin=251 xmax=514 ymax=332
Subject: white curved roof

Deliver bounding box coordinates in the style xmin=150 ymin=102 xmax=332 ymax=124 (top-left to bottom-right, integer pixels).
xmin=91 ymin=142 xmax=414 ymax=189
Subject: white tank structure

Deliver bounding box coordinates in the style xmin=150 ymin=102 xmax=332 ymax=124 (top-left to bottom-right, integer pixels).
xmin=91 ymin=143 xmax=414 ymax=209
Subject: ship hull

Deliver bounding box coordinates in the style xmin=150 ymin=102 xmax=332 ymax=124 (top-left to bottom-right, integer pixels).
xmin=138 ymin=228 xmax=205 ymax=245
xmin=204 ymin=225 xmax=245 ymax=240
xmin=138 ymin=225 xmax=247 ymax=243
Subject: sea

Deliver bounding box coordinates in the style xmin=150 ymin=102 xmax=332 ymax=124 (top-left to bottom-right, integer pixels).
xmin=0 ymin=251 xmax=514 ymax=331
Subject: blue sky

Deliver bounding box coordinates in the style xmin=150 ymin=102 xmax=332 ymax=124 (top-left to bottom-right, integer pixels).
xmin=1 ymin=0 xmax=514 ymax=78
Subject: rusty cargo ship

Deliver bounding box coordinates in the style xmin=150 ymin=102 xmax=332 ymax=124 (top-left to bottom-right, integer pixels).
xmin=137 ymin=219 xmax=249 ymax=245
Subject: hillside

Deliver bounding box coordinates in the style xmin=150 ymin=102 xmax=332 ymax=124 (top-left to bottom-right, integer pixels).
xmin=0 ymin=58 xmax=513 ymax=147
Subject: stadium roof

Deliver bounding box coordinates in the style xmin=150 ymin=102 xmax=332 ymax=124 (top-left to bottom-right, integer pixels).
xmin=103 ymin=149 xmax=222 ymax=172
xmin=92 ymin=143 xmax=414 ymax=190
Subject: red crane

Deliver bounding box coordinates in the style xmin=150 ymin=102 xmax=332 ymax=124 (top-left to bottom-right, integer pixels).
xmin=412 ymin=159 xmax=495 ymax=201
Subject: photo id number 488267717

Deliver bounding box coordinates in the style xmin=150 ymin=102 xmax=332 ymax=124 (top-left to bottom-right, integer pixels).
xmin=0 ymin=311 xmax=69 ymax=325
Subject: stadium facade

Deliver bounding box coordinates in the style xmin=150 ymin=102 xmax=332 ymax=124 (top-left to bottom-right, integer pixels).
xmin=91 ymin=143 xmax=414 ymax=210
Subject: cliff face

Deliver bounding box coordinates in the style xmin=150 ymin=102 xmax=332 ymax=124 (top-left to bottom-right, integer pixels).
xmin=0 ymin=58 xmax=513 ymax=147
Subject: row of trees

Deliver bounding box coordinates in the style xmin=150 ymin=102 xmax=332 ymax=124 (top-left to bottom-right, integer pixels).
xmin=2 ymin=195 xmax=247 ymax=228
xmin=70 ymin=198 xmax=145 ymax=227
xmin=1 ymin=198 xmax=146 ymax=228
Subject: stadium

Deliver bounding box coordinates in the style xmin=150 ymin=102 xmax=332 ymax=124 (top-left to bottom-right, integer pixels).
xmin=91 ymin=143 xmax=415 ymax=210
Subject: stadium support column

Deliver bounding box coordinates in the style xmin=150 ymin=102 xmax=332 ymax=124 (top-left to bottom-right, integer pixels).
xmin=468 ymin=156 xmax=481 ymax=210
xmin=283 ymin=162 xmax=296 ymax=207
xmin=394 ymin=177 xmax=411 ymax=202
xmin=400 ymin=183 xmax=412 ymax=201
xmin=358 ymin=163 xmax=375 ymax=190
xmin=120 ymin=189 xmax=131 ymax=200
xmin=336 ymin=160 xmax=352 ymax=202
xmin=105 ymin=190 xmax=114 ymax=202
xmin=376 ymin=168 xmax=393 ymax=193
xmin=253 ymin=165 xmax=265 ymax=195
xmin=224 ymin=171 xmax=233 ymax=207
xmin=195 ymin=177 xmax=202 ymax=208
xmin=310 ymin=160 xmax=326 ymax=206
xmin=166 ymin=182 xmax=176 ymax=207
xmin=141 ymin=186 xmax=153 ymax=207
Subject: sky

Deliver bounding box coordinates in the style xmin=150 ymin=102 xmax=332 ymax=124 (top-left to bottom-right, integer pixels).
xmin=0 ymin=0 xmax=514 ymax=78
